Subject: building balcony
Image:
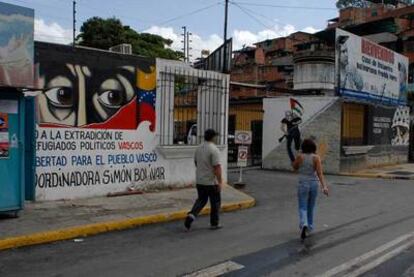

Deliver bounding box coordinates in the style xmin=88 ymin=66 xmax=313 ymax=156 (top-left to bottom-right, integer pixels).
xmin=293 ymin=50 xmax=335 ymax=63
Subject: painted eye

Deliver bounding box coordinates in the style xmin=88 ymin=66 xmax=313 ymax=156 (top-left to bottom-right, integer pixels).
xmin=45 ymin=87 xmax=73 ymax=107
xmin=98 ymin=90 xmax=124 ymax=108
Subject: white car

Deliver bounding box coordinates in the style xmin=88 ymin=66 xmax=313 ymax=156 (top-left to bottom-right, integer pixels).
xmin=187 ymin=124 xmax=197 ymax=145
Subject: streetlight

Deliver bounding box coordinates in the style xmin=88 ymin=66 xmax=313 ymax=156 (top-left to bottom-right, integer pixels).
xmin=336 ymin=35 xmax=349 ymax=96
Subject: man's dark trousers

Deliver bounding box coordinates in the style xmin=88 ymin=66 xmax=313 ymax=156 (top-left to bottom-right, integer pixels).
xmin=189 ymin=184 xmax=221 ymax=226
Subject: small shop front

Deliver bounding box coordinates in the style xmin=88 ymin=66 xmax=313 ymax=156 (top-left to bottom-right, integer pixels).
xmin=0 ymin=2 xmax=36 ymax=214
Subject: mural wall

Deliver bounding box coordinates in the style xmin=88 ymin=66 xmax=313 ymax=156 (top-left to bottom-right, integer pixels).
xmin=34 ymin=43 xmax=166 ymax=201
xmin=367 ymin=106 xmax=410 ymax=146
xmin=0 ymin=2 xmax=34 ymax=88
xmin=262 ymin=96 xmax=341 ymax=174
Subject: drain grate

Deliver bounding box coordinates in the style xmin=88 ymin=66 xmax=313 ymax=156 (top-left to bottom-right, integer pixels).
xmin=388 ymin=171 xmax=414 ymax=176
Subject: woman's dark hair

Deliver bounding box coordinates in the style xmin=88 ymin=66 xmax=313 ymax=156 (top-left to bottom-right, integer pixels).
xmin=301 ymin=138 xmax=317 ymax=154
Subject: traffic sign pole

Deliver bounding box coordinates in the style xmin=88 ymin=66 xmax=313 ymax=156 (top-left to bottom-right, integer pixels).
xmin=234 ymin=131 xmax=251 ymax=189
xmin=238 ymin=163 xmax=243 ymax=183
xmin=235 ymin=145 xmax=248 ymax=188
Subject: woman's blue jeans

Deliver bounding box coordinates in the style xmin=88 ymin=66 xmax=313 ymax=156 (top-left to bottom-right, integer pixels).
xmin=297 ymin=180 xmax=318 ymax=231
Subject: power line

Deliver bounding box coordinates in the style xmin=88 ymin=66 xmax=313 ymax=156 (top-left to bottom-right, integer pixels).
xmin=157 ymin=2 xmax=221 ymax=26
xmin=231 ymin=2 xmax=273 ymax=30
xmin=232 ymin=1 xmax=337 ymax=11
xmin=230 ymin=0 xmax=289 ymax=26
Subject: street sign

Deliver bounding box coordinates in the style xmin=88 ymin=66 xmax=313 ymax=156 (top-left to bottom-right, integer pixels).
xmin=237 ymin=146 xmax=248 ymax=167
xmin=235 ymin=130 xmax=252 ymax=145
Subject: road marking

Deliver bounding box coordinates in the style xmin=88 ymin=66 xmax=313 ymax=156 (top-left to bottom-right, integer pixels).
xmin=183 ymin=261 xmax=244 ymax=277
xmin=317 ymin=231 xmax=414 ymax=277
xmin=342 ymin=241 xmax=414 ymax=277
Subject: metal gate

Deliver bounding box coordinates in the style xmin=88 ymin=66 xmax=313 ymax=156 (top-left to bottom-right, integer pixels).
xmin=228 ymin=101 xmax=263 ymax=168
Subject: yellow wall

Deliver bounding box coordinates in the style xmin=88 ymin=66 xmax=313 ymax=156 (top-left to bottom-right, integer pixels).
xmin=174 ymin=107 xmax=197 ymax=122
xmin=342 ymin=103 xmax=365 ymax=139
xmin=172 ymin=102 xmax=264 ymax=132
xmin=229 ymin=103 xmax=263 ymax=131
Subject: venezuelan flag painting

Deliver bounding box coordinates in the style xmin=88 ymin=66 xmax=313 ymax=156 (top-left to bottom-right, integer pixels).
xmin=137 ymin=67 xmax=157 ymax=132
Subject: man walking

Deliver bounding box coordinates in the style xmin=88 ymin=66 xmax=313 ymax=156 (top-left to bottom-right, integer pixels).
xmin=184 ymin=129 xmax=224 ymax=231
xmin=281 ymin=110 xmax=302 ymax=162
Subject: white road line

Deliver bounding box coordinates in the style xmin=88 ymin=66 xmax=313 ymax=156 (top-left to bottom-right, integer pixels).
xmin=316 ymin=231 xmax=414 ymax=277
xmin=343 ymin=241 xmax=414 ymax=277
xmin=183 ymin=261 xmax=244 ymax=277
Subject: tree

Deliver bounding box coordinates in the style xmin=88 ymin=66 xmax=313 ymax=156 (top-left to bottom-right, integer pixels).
xmin=76 ymin=17 xmax=183 ymax=60
xmin=336 ymin=0 xmax=368 ymax=9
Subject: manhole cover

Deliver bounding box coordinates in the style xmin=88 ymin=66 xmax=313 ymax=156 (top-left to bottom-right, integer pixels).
xmin=389 ymin=171 xmax=414 ymax=176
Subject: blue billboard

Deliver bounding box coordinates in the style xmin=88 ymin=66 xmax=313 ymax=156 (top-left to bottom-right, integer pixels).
xmin=0 ymin=2 xmax=34 ymax=88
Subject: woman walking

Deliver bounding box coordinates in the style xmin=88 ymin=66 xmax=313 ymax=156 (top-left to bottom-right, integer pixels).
xmin=292 ymin=138 xmax=329 ymax=241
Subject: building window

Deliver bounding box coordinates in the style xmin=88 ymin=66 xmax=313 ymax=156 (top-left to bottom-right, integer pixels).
xmin=342 ymin=103 xmax=367 ymax=146
xmin=158 ymin=62 xmax=229 ymax=146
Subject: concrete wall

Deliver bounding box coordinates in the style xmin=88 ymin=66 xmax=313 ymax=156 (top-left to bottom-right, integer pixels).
xmin=341 ymin=145 xmax=408 ymax=172
xmin=262 ymin=96 xmax=341 ymax=174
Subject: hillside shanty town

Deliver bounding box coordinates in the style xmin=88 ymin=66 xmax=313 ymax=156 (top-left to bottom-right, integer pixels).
xmin=2 ymin=1 xmax=414 ymax=276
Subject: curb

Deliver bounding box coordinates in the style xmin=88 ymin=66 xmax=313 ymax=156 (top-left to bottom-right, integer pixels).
xmin=0 ymin=198 xmax=256 ymax=251
xmin=339 ymin=173 xmax=413 ymax=180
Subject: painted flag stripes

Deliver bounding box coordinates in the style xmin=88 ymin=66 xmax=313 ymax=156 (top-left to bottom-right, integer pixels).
xmin=290 ymin=98 xmax=304 ymax=116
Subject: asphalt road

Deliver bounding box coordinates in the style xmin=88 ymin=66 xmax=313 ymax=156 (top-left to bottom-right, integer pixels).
xmin=2 ymin=170 xmax=414 ymax=277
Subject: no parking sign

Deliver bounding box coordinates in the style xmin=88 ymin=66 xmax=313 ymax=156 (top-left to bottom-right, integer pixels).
xmin=237 ymin=146 xmax=248 ymax=167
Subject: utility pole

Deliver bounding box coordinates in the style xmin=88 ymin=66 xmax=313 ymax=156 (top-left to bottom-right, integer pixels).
xmin=186 ymin=31 xmax=192 ymax=63
xmin=181 ymin=26 xmax=187 ymax=62
xmin=223 ymin=0 xmax=229 ymax=73
xmin=73 ymin=0 xmax=76 ymax=46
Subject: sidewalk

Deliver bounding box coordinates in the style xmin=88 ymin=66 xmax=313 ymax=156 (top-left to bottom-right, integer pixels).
xmin=342 ymin=163 xmax=414 ymax=180
xmin=0 ymin=185 xmax=255 ymax=251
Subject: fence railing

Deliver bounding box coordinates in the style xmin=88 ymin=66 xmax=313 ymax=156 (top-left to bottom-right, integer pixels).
xmin=157 ymin=60 xmax=229 ymax=146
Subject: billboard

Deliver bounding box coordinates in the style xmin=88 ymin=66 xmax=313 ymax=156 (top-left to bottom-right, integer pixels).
xmin=0 ymin=2 xmax=34 ymax=88
xmin=336 ymin=28 xmax=408 ymax=105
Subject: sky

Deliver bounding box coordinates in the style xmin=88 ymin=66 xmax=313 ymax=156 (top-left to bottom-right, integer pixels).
xmin=3 ymin=0 xmax=339 ymax=60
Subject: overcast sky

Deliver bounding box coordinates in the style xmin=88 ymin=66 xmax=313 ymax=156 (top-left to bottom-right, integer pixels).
xmin=4 ymin=0 xmax=338 ymax=59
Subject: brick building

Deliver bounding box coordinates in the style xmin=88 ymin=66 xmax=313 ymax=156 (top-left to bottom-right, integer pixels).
xmin=230 ymin=32 xmax=315 ymax=99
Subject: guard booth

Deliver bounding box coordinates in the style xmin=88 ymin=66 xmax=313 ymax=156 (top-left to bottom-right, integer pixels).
xmin=0 ymin=2 xmax=35 ymax=215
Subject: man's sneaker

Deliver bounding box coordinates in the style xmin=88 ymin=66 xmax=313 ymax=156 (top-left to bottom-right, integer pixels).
xmin=300 ymin=226 xmax=308 ymax=241
xmin=210 ymin=224 xmax=223 ymax=230
xmin=184 ymin=214 xmax=194 ymax=231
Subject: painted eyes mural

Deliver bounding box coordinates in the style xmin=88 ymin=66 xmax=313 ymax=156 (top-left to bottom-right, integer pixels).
xmin=36 ymin=52 xmax=156 ymax=131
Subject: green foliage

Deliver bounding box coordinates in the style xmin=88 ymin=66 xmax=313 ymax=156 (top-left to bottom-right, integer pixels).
xmin=76 ymin=17 xmax=184 ymax=60
xmin=336 ymin=0 xmax=368 ymax=9
xmin=336 ymin=0 xmax=413 ymax=9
